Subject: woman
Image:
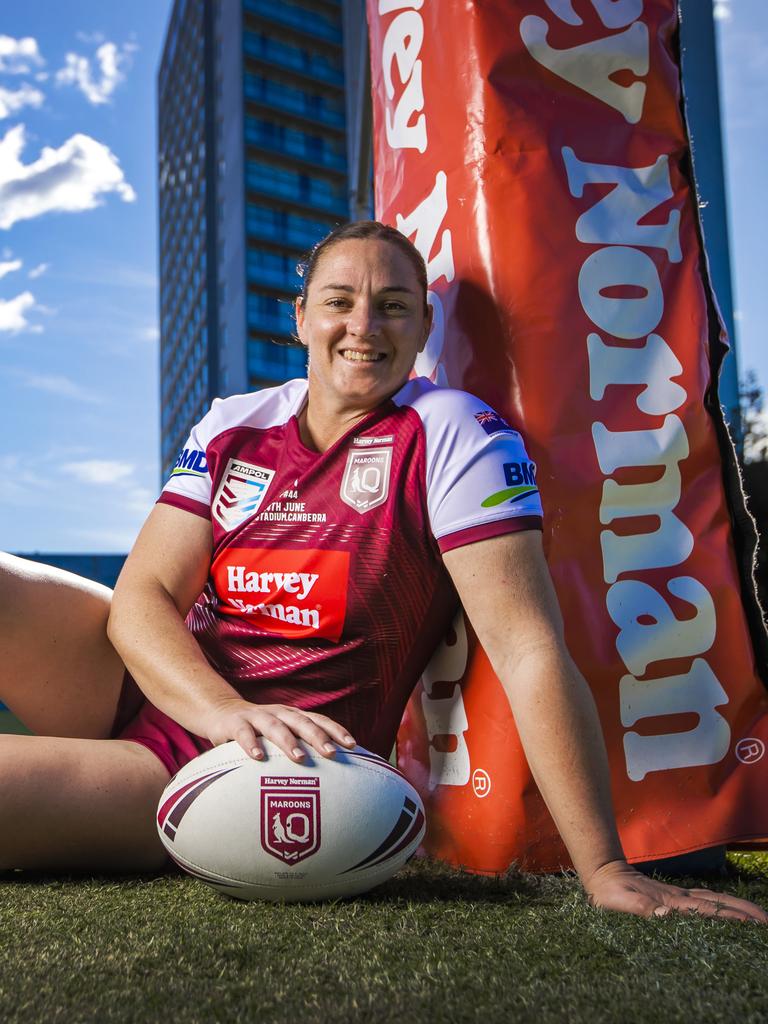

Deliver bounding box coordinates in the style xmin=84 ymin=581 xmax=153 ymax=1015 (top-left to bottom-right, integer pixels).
xmin=1 ymin=222 xmax=764 ymax=922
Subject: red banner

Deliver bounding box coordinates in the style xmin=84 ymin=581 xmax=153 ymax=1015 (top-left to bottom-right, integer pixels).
xmin=367 ymin=0 xmax=768 ymax=871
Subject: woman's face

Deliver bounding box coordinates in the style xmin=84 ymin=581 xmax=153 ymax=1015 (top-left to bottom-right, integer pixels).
xmin=295 ymin=238 xmax=431 ymax=412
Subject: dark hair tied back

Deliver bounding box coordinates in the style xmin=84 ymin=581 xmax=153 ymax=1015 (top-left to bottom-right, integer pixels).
xmin=297 ymin=221 xmax=428 ymax=313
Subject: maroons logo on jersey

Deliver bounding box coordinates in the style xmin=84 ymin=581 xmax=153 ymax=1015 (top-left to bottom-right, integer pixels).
xmin=212 ymin=459 xmax=275 ymax=531
xmin=261 ymin=776 xmax=320 ymax=866
xmin=212 ymin=546 xmax=350 ymax=641
xmin=340 ymin=446 xmax=392 ymax=514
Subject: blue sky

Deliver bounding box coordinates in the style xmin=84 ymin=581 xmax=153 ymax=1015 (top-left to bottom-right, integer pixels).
xmin=0 ymin=0 xmax=171 ymax=553
xmin=715 ymin=0 xmax=768 ymax=412
xmin=0 ymin=1 xmax=764 ymax=554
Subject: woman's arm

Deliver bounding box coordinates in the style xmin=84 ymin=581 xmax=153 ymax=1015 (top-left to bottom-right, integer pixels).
xmin=107 ymin=504 xmax=355 ymax=761
xmin=443 ymin=530 xmax=767 ymax=921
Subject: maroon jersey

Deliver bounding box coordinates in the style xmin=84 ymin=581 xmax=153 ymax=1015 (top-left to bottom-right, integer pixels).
xmin=159 ymin=377 xmax=542 ymax=756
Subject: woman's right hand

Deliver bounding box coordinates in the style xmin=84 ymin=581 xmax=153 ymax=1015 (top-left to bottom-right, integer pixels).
xmin=203 ymin=697 xmax=357 ymax=763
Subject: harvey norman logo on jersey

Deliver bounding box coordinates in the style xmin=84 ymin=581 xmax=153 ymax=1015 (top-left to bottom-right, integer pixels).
xmin=212 ymin=547 xmax=350 ymax=641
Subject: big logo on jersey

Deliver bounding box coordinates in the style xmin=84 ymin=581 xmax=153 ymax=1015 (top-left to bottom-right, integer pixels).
xmin=340 ymin=446 xmax=392 ymax=514
xmin=260 ymin=776 xmax=320 ymax=866
xmin=212 ymin=547 xmax=350 ymax=641
xmin=212 ymin=459 xmax=275 ymax=531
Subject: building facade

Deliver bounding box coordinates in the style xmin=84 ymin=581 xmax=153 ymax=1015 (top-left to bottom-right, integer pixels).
xmin=158 ymin=0 xmax=354 ymax=480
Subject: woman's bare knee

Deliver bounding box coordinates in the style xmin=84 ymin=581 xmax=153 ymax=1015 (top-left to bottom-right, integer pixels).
xmin=0 ymin=735 xmax=170 ymax=873
xmin=0 ymin=554 xmax=126 ymax=738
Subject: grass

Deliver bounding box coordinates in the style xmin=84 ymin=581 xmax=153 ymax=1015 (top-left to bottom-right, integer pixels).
xmin=2 ymin=856 xmax=768 ymax=1024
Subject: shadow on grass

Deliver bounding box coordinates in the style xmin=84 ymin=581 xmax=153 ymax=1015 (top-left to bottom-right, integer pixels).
xmin=1 ymin=858 xmax=550 ymax=907
xmin=355 ymin=858 xmax=551 ymax=906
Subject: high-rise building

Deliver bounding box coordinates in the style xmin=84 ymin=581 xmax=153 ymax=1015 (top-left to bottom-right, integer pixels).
xmin=158 ymin=0 xmax=354 ymax=479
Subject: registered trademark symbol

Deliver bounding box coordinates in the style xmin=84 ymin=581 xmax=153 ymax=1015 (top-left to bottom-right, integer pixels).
xmin=735 ymin=738 xmax=765 ymax=765
xmin=472 ymin=768 xmax=491 ymax=798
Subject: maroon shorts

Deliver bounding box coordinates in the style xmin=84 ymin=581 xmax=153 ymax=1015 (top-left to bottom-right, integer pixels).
xmin=112 ymin=672 xmax=212 ymax=777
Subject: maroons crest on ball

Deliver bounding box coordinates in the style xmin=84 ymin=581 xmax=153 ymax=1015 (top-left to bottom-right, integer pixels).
xmin=156 ymin=740 xmax=426 ymax=901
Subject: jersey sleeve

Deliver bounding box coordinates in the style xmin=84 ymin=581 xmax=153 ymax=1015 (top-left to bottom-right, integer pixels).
xmin=156 ymin=406 xmax=216 ymax=520
xmin=418 ymin=389 xmax=543 ymax=553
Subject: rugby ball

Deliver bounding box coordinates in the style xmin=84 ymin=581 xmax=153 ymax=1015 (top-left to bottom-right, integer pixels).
xmin=156 ymin=740 xmax=426 ymax=901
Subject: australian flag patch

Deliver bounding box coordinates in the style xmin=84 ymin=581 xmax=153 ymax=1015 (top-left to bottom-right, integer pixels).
xmin=474 ymin=409 xmax=518 ymax=438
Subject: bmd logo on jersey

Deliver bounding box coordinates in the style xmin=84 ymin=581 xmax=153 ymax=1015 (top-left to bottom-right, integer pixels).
xmin=212 ymin=458 xmax=275 ymax=531
xmin=261 ymin=776 xmax=320 ymax=866
xmin=481 ymin=461 xmax=538 ymax=507
xmin=172 ymin=448 xmax=209 ymax=479
xmin=340 ymin=446 xmax=392 ymax=514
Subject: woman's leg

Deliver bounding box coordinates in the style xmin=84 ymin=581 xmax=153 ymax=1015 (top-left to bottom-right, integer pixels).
xmin=0 ymin=734 xmax=170 ymax=872
xmin=0 ymin=553 xmax=127 ymax=739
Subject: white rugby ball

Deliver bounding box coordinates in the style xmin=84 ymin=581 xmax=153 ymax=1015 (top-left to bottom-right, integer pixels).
xmin=156 ymin=740 xmax=426 ymax=902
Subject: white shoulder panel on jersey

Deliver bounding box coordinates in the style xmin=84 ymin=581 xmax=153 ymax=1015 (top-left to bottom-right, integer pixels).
xmin=393 ymin=377 xmax=543 ymax=542
xmin=160 ymin=378 xmax=308 ymax=509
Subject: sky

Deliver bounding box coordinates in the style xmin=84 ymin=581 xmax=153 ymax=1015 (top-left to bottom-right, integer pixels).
xmin=0 ymin=0 xmax=171 ymax=554
xmin=0 ymin=0 xmax=765 ymax=554
xmin=714 ymin=0 xmax=768 ymax=434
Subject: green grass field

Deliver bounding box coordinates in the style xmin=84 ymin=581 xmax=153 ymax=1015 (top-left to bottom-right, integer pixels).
xmin=2 ymin=854 xmax=768 ymax=1024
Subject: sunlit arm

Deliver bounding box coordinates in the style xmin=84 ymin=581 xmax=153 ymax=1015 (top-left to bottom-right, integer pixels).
xmin=443 ymin=530 xmax=622 ymax=885
xmin=443 ymin=531 xmax=768 ymax=921
xmin=107 ymin=503 xmax=238 ymax=735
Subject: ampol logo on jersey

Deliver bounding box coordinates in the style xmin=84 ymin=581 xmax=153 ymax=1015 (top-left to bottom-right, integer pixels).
xmin=212 ymin=458 xmax=275 ymax=531
xmin=212 ymin=547 xmax=350 ymax=641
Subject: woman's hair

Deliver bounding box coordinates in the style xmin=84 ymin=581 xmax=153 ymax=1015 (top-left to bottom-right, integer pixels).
xmin=296 ymin=221 xmax=428 ymax=312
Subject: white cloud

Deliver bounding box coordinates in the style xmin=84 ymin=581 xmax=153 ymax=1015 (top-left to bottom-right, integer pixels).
xmin=125 ymin=485 xmax=155 ymax=514
xmin=0 ymin=291 xmax=35 ymax=332
xmin=0 ymin=36 xmax=45 ymax=75
xmin=0 ymin=84 xmax=44 ymax=119
xmin=61 ymin=459 xmax=135 ymax=484
xmin=28 ymin=261 xmax=48 ymax=279
xmin=55 ymin=41 xmax=134 ymax=105
xmin=16 ymin=372 xmax=102 ymax=404
xmin=57 ymin=260 xmax=156 ymax=290
xmin=0 ymin=124 xmax=135 ymax=230
xmin=713 ymin=0 xmax=732 ymax=21
xmin=0 ymin=452 xmax=53 ymax=508
xmin=139 ymin=325 xmax=160 ymax=342
xmin=0 ymin=257 xmax=21 ymax=279
xmin=76 ymin=31 xmax=106 ymax=46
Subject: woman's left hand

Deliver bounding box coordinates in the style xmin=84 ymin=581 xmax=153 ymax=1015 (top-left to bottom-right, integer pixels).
xmin=585 ymin=859 xmax=768 ymax=922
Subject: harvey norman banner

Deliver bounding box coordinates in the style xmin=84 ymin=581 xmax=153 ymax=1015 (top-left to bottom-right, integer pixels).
xmin=367 ymin=0 xmax=768 ymax=870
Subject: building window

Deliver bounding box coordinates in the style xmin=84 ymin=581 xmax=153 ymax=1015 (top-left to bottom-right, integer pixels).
xmin=247 ymin=338 xmax=307 ymax=382
xmin=244 ymin=116 xmax=346 ymax=171
xmin=246 ymin=248 xmax=301 ymax=292
xmin=246 ymin=160 xmax=347 ymax=215
xmin=243 ymin=0 xmax=342 ymax=45
xmin=243 ymin=73 xmax=345 ymax=129
xmin=245 ymin=203 xmax=335 ymax=249
xmin=247 ymin=293 xmax=297 ymax=336
xmin=243 ymin=31 xmax=344 ymax=86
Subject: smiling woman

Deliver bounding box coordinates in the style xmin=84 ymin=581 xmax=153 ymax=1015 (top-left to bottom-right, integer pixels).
xmin=294 ymin=223 xmax=432 ymax=448
xmin=0 ymin=221 xmax=766 ymax=922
